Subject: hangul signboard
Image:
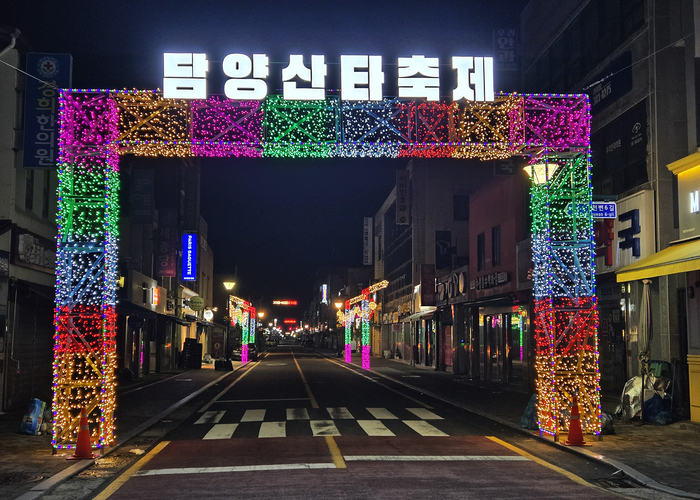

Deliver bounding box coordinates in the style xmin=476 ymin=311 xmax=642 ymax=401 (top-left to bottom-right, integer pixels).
xmin=493 ymin=29 xmax=518 ymax=72
xmin=23 ymin=53 xmax=72 ymax=168
xmin=396 ymin=170 xmax=409 ymax=225
xmin=157 ymin=209 xmax=177 ymax=277
xmin=363 ymin=217 xmax=373 ymax=265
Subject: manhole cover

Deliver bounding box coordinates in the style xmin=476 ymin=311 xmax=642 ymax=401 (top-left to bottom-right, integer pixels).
xmin=594 ymin=478 xmax=640 ymax=489
xmin=0 ymin=472 xmax=44 ymax=484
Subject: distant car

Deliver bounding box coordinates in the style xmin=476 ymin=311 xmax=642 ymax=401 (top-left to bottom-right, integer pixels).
xmin=231 ymin=344 xmax=258 ymax=361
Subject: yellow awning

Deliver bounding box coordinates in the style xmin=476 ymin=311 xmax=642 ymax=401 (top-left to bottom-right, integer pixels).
xmin=617 ymin=238 xmax=700 ymax=282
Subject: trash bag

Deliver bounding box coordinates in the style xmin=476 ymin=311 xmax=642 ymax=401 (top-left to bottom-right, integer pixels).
xmin=521 ymin=394 xmax=538 ymax=430
xmin=643 ymin=393 xmax=673 ymax=425
xmin=600 ymin=412 xmax=615 ymax=435
xmin=20 ymin=398 xmax=46 ymax=435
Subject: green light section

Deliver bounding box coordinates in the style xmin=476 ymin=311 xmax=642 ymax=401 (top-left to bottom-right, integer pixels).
xmin=263 ymin=96 xmax=337 ymax=158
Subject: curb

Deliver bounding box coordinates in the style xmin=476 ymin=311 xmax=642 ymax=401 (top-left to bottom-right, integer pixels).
xmin=317 ymin=351 xmax=700 ymax=500
xmin=14 ymin=364 xmax=248 ymax=500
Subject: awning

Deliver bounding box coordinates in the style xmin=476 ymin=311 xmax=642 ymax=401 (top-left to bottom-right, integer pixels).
xmin=401 ymin=307 xmax=437 ymax=322
xmin=617 ymin=237 xmax=700 ymax=282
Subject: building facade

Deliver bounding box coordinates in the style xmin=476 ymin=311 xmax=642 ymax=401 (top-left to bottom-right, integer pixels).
xmin=522 ymin=0 xmax=698 ymax=416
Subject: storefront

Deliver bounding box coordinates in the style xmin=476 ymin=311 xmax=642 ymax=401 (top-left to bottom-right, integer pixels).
xmin=617 ymin=152 xmax=700 ymax=422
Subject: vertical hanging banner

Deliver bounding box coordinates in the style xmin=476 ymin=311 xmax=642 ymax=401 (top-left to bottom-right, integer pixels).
xmin=363 ymin=217 xmax=373 ymax=265
xmin=157 ymin=209 xmax=177 ymax=277
xmin=23 ymin=53 xmax=72 ymax=168
xmin=493 ymin=29 xmax=518 ymax=72
xmin=131 ymin=169 xmax=154 ymax=224
xmin=182 ymin=233 xmax=197 ymax=281
xmin=396 ymin=169 xmax=409 ymax=224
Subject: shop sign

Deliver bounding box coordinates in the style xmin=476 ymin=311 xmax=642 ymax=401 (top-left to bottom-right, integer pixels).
xmin=396 ymin=170 xmax=409 ymax=225
xmin=493 ymin=29 xmax=518 ymax=72
xmin=23 ymin=53 xmax=72 ymax=168
xmin=594 ymin=190 xmax=655 ymax=272
xmin=163 ymin=52 xmax=494 ymax=102
xmin=470 ymin=271 xmax=508 ymax=290
xmin=12 ymin=229 xmax=55 ymax=274
xmin=678 ymin=163 xmax=700 ymax=239
xmin=157 ymin=209 xmax=177 ymax=277
xmin=182 ymin=233 xmax=197 ymax=281
xmin=363 ymin=217 xmax=373 ymax=265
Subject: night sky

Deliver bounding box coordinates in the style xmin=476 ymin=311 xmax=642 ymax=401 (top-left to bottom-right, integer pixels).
xmin=6 ymin=0 xmax=529 ymax=304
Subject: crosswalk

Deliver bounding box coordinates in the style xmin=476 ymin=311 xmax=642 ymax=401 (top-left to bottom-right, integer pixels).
xmin=193 ymin=407 xmax=450 ymax=440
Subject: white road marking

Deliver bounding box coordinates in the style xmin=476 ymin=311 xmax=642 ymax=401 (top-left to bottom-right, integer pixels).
xmin=287 ymin=408 xmax=310 ymax=420
xmin=407 ymin=408 xmax=443 ymax=420
xmin=203 ymin=423 xmax=238 ymax=440
xmin=344 ymin=455 xmax=530 ymax=461
xmin=240 ymin=409 xmax=266 ymax=422
xmin=310 ymin=420 xmax=341 ymax=436
xmin=258 ymin=421 xmax=286 ymax=438
xmin=367 ymin=408 xmax=398 ymax=420
xmin=404 ymin=420 xmax=448 ymax=436
xmin=357 ymin=420 xmax=395 ymax=436
xmin=194 ymin=411 xmax=225 ymax=425
xmin=218 ymin=398 xmax=309 ymax=403
xmin=327 ymin=407 xmax=354 ymax=419
xmin=135 ymin=463 xmax=336 ymax=476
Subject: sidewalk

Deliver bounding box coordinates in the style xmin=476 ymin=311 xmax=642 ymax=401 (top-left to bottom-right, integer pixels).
xmin=327 ymin=349 xmax=700 ymax=499
xmin=0 ymin=362 xmax=241 ymax=500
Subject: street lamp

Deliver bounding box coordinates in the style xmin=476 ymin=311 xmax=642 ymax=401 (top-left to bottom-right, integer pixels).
xmin=223 ymin=281 xmax=236 ymax=291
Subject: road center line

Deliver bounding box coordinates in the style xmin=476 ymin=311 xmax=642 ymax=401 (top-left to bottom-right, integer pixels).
xmin=92 ymin=441 xmax=170 ymax=500
xmin=292 ymin=352 xmax=346 ymax=469
xmin=292 ymin=352 xmax=319 ymax=409
xmin=198 ymin=361 xmax=260 ymax=413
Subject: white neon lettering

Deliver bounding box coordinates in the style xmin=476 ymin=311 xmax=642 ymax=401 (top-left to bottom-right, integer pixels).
xmin=691 ymin=190 xmax=700 ymax=213
xmin=163 ymin=53 xmax=208 ymax=99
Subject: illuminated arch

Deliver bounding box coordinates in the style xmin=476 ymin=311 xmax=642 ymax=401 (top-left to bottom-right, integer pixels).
xmin=53 ymin=90 xmax=598 ymax=450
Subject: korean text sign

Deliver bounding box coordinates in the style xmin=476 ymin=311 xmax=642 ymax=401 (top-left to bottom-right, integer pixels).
xmin=23 ymin=53 xmax=72 ymax=168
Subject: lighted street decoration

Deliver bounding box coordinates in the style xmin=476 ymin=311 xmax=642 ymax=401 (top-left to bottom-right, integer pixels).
xmin=272 ymin=300 xmax=298 ymax=305
xmin=54 ymin=78 xmax=598 ymax=451
xmin=228 ymin=295 xmax=255 ymax=364
xmin=337 ymin=280 xmax=389 ymax=369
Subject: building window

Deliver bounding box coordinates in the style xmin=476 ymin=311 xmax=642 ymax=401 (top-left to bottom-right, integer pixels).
xmin=42 ymin=171 xmax=51 ymax=219
xmin=25 ymin=170 xmax=34 ymax=211
xmin=477 ymin=232 xmax=485 ymax=271
xmin=492 ymin=225 xmax=501 ymax=266
xmin=453 ymin=195 xmax=469 ymax=221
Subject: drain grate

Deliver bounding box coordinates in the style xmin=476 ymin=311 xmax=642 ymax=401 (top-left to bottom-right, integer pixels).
xmin=594 ymin=478 xmax=640 ymax=489
xmin=0 ymin=472 xmax=44 ymax=485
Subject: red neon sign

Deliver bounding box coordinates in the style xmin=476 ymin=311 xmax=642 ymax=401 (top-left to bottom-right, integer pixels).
xmin=283 ymin=319 xmax=297 ymax=324
xmin=273 ymin=300 xmax=298 ymax=306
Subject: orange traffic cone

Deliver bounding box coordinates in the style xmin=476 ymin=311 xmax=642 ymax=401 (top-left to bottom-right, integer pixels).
xmin=565 ymin=396 xmax=587 ymax=446
xmin=69 ymin=407 xmax=95 ymax=459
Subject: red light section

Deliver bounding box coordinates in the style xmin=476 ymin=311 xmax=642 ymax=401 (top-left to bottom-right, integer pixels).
xmin=273 ymin=300 xmax=298 ymax=305
xmin=283 ymin=319 xmax=297 ymax=324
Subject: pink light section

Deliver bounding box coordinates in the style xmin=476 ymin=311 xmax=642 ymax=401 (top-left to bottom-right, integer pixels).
xmin=361 ymin=345 xmax=370 ymax=370
xmin=190 ymin=97 xmax=263 ymax=157
xmin=345 ymin=344 xmax=351 ymax=363
xmin=242 ymin=344 xmax=249 ymax=365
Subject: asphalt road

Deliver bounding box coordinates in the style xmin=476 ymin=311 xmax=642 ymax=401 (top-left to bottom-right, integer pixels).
xmin=38 ymin=345 xmax=635 ymax=500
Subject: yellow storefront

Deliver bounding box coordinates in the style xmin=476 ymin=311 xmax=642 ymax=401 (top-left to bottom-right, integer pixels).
xmin=617 ymin=152 xmax=700 ymax=422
